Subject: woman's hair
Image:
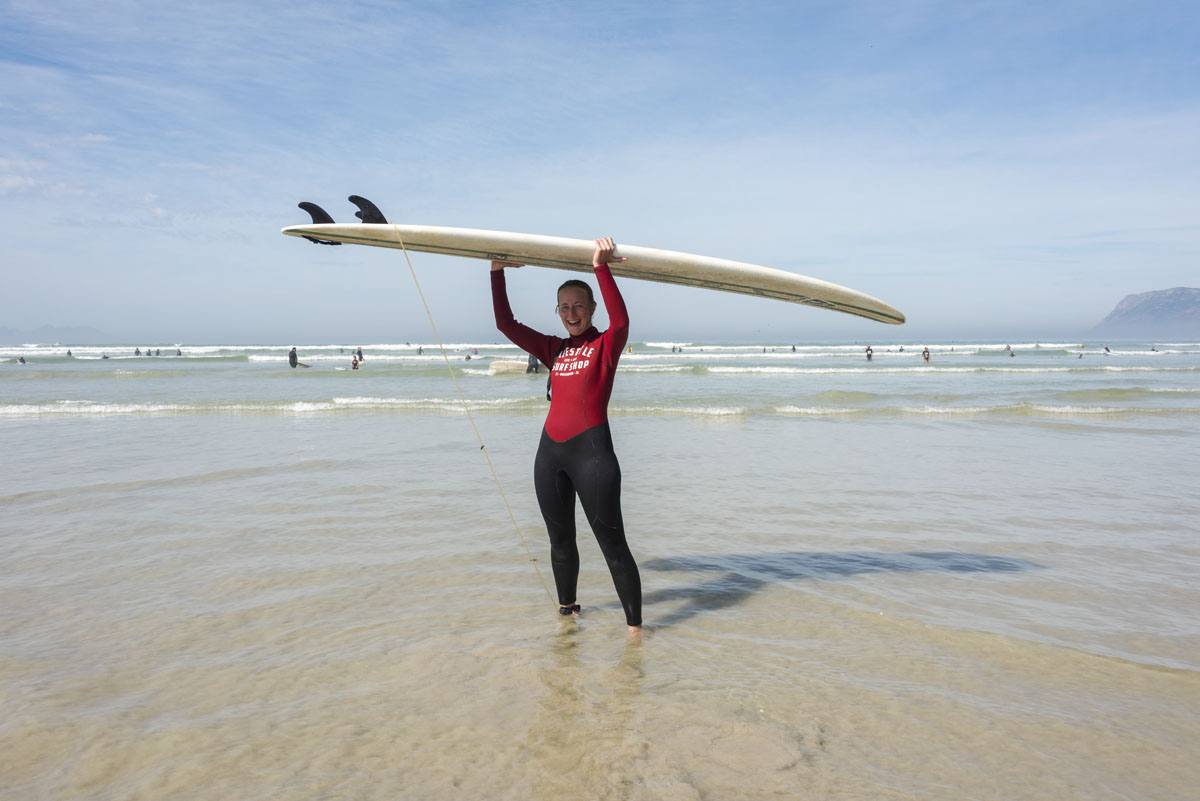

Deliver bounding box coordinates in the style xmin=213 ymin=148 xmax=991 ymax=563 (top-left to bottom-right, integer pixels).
xmin=557 ymin=279 xmax=595 ymax=306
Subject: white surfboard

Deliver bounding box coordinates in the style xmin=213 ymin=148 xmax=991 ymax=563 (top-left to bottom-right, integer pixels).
xmin=489 ymin=359 xmax=533 ymax=375
xmin=281 ymin=223 xmax=905 ymax=325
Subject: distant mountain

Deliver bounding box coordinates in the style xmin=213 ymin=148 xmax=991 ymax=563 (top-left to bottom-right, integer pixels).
xmin=0 ymin=324 xmax=111 ymax=345
xmin=1092 ymin=287 xmax=1200 ymax=339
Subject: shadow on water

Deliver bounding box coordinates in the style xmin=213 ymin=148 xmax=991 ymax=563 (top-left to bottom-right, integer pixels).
xmin=639 ymin=550 xmax=1040 ymax=628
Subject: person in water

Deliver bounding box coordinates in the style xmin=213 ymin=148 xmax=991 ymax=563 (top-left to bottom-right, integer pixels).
xmin=526 ymin=352 xmax=540 ymax=374
xmin=66 ymin=349 xmax=73 ymax=358
xmin=356 ymin=346 xmax=364 ymax=361
xmin=351 ymin=355 xmax=359 ymax=370
xmin=288 ymin=347 xmax=298 ymax=368
xmin=865 ymin=345 xmax=873 ymax=361
xmin=491 ymin=236 xmax=642 ymax=634
xmin=922 ymin=346 xmax=930 ymax=363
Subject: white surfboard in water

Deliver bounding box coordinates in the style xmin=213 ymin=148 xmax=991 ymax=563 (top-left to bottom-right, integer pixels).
xmin=281 ymin=222 xmax=905 ymax=325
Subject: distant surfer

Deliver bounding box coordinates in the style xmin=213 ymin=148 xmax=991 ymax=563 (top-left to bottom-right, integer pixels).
xmin=176 ymin=349 xmax=182 ymax=356
xmin=491 ymin=236 xmax=642 ymax=634
xmin=66 ymin=349 xmax=73 ymax=358
xmin=351 ymin=355 xmax=360 ymax=370
xmin=526 ymin=353 xmax=540 ymax=374
xmin=135 ymin=347 xmax=141 ymax=356
xmin=356 ymin=346 xmax=364 ymax=362
xmin=922 ymin=346 xmax=930 ymax=363
xmin=1104 ymin=345 xmax=1111 ymax=354
xmin=865 ymin=345 xmax=873 ymax=361
xmin=289 ymin=347 xmax=298 ymax=368
xmin=18 ymin=356 xmax=26 ymax=364
xmin=417 ymin=346 xmax=423 ymax=356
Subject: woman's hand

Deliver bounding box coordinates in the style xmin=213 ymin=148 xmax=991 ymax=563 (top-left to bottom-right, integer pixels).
xmin=491 ymin=260 xmax=523 ymax=272
xmin=593 ymin=236 xmax=627 ymax=267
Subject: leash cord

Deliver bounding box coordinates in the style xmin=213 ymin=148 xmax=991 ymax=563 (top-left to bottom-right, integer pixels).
xmin=390 ymin=227 xmax=555 ymax=604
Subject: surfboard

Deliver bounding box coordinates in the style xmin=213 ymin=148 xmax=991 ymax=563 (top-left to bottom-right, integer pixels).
xmin=489 ymin=358 xmax=535 ymax=375
xmin=281 ymin=222 xmax=905 ymax=325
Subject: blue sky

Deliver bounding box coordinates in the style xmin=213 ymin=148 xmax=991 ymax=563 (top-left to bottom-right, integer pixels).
xmin=2 ymin=0 xmax=1197 ymax=342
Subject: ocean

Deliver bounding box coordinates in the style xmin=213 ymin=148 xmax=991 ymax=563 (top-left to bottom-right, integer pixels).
xmin=2 ymin=339 xmax=1198 ymax=799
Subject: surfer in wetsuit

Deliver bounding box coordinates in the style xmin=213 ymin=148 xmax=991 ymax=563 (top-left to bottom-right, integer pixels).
xmin=491 ymin=237 xmax=642 ymax=634
xmin=288 ymin=347 xmax=298 ymax=368
xmin=922 ymin=346 xmax=930 ymax=363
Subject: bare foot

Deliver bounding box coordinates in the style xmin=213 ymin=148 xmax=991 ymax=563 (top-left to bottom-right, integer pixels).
xmin=627 ymin=625 xmax=642 ymax=638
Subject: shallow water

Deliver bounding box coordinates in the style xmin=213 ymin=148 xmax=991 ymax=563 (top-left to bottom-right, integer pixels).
xmin=2 ymin=340 xmax=1198 ymax=799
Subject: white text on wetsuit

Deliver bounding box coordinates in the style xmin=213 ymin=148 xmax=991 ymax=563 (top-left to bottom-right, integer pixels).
xmin=553 ymin=344 xmax=595 ymax=378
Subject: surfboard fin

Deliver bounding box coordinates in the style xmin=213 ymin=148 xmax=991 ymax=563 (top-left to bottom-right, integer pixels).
xmin=348 ymin=195 xmax=388 ymax=224
xmin=297 ymin=202 xmax=341 ymax=245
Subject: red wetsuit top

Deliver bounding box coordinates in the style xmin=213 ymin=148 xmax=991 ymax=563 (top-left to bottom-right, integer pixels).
xmin=492 ymin=264 xmax=629 ymax=442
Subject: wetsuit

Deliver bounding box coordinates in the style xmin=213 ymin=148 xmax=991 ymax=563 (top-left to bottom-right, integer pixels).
xmin=288 ymin=349 xmax=298 ymax=368
xmin=492 ymin=264 xmax=642 ymax=626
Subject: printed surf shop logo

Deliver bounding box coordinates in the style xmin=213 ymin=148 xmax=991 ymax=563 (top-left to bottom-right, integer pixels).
xmin=553 ymin=344 xmax=595 ymax=378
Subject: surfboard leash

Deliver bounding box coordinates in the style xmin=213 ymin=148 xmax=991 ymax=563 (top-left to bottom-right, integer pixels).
xmin=390 ymin=226 xmax=555 ymax=605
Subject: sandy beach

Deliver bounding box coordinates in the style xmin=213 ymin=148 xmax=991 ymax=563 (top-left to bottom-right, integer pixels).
xmin=2 ymin=340 xmax=1198 ymax=799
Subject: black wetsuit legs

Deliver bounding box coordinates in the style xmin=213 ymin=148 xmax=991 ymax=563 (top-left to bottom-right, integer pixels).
xmin=533 ymin=423 xmax=642 ymax=626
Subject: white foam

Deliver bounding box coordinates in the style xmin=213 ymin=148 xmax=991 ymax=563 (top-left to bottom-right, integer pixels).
xmin=619 ymin=365 xmax=696 ymax=373
xmin=614 ymin=405 xmax=748 ymax=417
xmin=775 ymin=406 xmax=866 ymax=416
xmin=246 ymin=354 xmax=469 ymax=363
xmin=331 ymin=396 xmax=533 ymax=407
xmin=0 ymin=396 xmax=541 ymax=418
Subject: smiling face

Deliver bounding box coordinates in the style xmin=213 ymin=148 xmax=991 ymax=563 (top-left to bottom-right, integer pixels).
xmin=557 ymin=284 xmax=596 ymax=337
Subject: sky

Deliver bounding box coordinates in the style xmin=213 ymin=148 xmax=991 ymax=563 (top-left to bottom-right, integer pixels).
xmin=1 ymin=0 xmax=1197 ymax=343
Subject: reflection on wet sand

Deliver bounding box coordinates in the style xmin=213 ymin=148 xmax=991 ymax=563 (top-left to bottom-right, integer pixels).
xmin=527 ymin=626 xmax=645 ymax=800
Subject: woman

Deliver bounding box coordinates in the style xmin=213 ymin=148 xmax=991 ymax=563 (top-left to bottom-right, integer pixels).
xmin=491 ymin=237 xmax=642 ymax=634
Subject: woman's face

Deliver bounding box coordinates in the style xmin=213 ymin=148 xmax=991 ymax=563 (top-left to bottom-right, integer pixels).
xmin=557 ymin=286 xmax=595 ymax=337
